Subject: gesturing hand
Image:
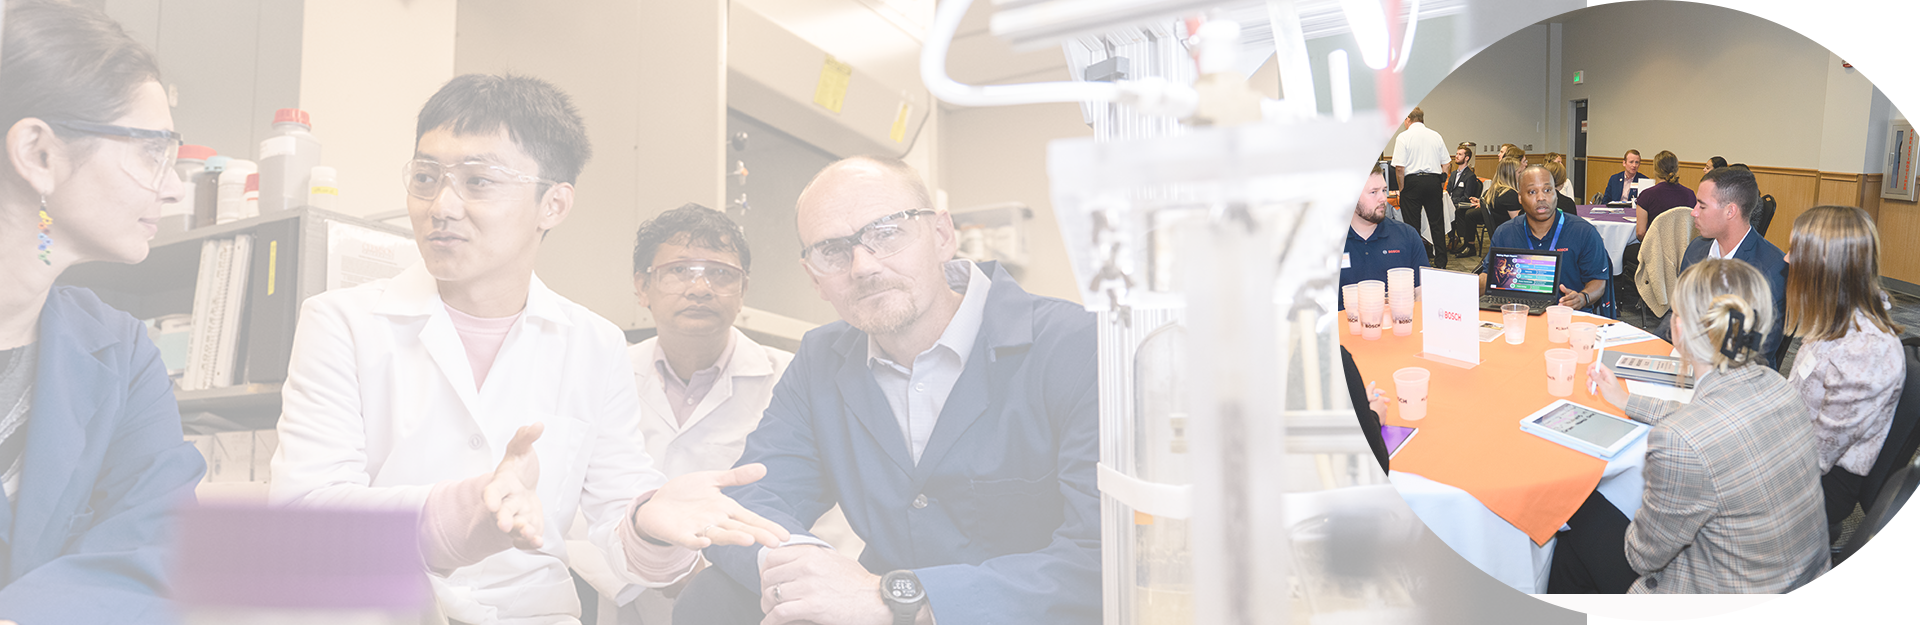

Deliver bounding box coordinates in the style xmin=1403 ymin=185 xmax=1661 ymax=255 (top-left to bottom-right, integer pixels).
xmin=484 ymin=423 xmax=545 ymax=550
xmin=632 ymin=463 xmax=792 ymax=550
xmin=1557 ymin=285 xmax=1587 ymax=309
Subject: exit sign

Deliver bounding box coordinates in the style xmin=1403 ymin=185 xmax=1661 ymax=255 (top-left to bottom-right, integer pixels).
xmin=1573 ymin=70 xmax=1584 ymax=84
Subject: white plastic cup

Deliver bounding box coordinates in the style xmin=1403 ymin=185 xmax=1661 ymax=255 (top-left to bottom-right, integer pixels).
xmin=1502 ymin=304 xmax=1529 ymax=345
xmin=1546 ymin=306 xmax=1574 ymax=344
xmin=1391 ymin=300 xmax=1414 ymax=336
xmin=1343 ymin=284 xmax=1361 ymax=335
xmin=1387 ymin=268 xmax=1415 ymax=300
xmin=1359 ymin=280 xmax=1386 ymax=307
xmin=1393 ymin=367 xmax=1432 ymax=421
xmin=1545 ymin=348 xmax=1577 ymax=397
xmin=1570 ymin=322 xmax=1599 ymax=363
xmin=1361 ymin=303 xmax=1384 ymax=340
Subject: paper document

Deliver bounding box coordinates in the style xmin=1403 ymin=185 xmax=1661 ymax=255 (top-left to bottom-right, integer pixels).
xmin=326 ymin=220 xmax=421 ymax=291
xmin=1479 ymin=321 xmax=1505 ymax=342
xmin=1596 ymin=322 xmax=1658 ymax=347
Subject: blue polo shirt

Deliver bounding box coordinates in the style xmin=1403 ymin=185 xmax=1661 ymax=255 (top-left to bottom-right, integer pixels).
xmin=1479 ymin=212 xmax=1611 ymax=308
xmin=1342 ymin=219 xmax=1429 ymax=308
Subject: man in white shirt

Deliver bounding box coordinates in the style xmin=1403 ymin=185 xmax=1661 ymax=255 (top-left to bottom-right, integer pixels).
xmin=1392 ymin=107 xmax=1450 ymax=267
xmin=271 ymin=74 xmax=788 ymax=625
xmin=577 ymin=204 xmax=862 ymax=623
xmin=1675 ymin=166 xmax=1789 ymax=369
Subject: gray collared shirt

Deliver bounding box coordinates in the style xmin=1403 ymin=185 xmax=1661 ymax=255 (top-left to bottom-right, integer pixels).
xmin=866 ymin=259 xmax=992 ymax=464
xmin=652 ymin=331 xmax=737 ymax=427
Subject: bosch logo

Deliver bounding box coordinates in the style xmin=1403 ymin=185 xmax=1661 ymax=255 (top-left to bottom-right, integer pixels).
xmin=1441 ymin=311 xmax=1463 ymax=321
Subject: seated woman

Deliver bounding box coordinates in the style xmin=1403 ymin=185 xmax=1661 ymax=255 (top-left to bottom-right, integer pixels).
xmin=1477 ymin=165 xmax=1612 ymax=313
xmin=1783 ymin=205 xmax=1906 ymax=540
xmin=1633 ymin=151 xmax=1696 ymax=240
xmin=1555 ymin=259 xmax=1829 ymax=593
xmin=0 ymin=1 xmax=206 ymax=619
xmin=1454 ymin=157 xmax=1521 ymax=238
xmin=1544 ymin=160 xmax=1577 ymax=214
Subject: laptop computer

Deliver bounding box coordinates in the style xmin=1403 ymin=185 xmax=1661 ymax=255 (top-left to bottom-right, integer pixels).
xmin=1479 ymin=247 xmax=1564 ymax=315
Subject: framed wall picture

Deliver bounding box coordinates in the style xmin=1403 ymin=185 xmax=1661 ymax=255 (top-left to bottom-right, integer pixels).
xmin=1884 ymin=119 xmax=1918 ymax=202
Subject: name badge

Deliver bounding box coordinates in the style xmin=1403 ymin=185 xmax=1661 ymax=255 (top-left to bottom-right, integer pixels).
xmin=1342 ymin=253 xmax=1352 ymax=269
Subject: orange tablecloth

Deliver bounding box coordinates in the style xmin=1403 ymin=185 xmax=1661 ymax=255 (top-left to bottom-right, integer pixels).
xmin=1343 ymin=302 xmax=1673 ymax=545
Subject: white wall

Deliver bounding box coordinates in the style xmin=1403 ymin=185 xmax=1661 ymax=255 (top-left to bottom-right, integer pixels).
xmin=1819 ymin=56 xmax=1876 ymax=173
xmin=1391 ymin=23 xmax=1550 ymax=157
xmin=1558 ymin=1 xmax=1837 ymax=170
xmin=940 ymin=102 xmax=1092 ymax=304
xmin=299 ymin=0 xmax=457 ymax=220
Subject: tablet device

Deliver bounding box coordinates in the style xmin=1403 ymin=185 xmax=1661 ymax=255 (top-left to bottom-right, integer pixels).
xmin=1382 ymin=425 xmax=1418 ymax=459
xmin=1519 ymin=400 xmax=1650 ymax=460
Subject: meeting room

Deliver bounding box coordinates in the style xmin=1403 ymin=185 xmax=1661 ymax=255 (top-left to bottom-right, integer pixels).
xmin=1340 ymin=0 xmax=1920 ymax=597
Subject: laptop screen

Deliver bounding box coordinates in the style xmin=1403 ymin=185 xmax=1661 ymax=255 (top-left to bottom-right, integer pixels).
xmin=1486 ymin=250 xmax=1560 ymax=295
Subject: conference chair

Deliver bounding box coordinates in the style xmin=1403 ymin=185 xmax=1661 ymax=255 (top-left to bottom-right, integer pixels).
xmin=1832 ymin=337 xmax=1920 ymax=565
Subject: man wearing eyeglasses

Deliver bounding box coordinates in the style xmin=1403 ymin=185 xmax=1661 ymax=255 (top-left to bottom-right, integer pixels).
xmin=575 ymin=203 xmax=860 ymax=622
xmin=270 ymin=74 xmax=791 ymax=624
xmin=674 ymin=156 xmax=1099 ymax=625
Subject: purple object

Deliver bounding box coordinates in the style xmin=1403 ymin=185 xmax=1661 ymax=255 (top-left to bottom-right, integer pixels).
xmin=172 ymin=503 xmax=430 ymax=610
xmin=1382 ymin=425 xmax=1418 ymax=458
xmin=1576 ymin=204 xmax=1637 ymax=224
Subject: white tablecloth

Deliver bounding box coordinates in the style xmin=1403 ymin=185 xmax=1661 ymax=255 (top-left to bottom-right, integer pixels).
xmin=1383 ymin=320 xmax=1686 ymax=594
xmin=1585 ymin=211 xmax=1636 ymax=276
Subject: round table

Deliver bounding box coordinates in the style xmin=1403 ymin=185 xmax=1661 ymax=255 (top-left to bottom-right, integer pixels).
xmin=1343 ymin=302 xmax=1685 ymax=593
xmin=1576 ymin=204 xmax=1637 ymax=275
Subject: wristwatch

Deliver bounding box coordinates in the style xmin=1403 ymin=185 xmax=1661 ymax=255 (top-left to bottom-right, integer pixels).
xmin=880 ymin=570 xmax=927 ymax=625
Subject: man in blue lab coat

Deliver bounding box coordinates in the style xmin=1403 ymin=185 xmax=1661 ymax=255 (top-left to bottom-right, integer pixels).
xmin=673 ymin=156 xmax=1100 ymax=625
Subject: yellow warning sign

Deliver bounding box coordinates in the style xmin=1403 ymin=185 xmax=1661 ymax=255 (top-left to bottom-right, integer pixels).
xmin=890 ymin=102 xmax=911 ymax=143
xmin=814 ymin=55 xmax=853 ymax=114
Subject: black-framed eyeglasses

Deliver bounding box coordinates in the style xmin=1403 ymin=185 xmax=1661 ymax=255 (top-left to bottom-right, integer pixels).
xmin=799 ymin=209 xmax=935 ymax=275
xmin=47 ymin=119 xmax=184 ymax=191
xmin=400 ymin=158 xmax=556 ymax=203
xmin=643 ymin=259 xmax=747 ymax=295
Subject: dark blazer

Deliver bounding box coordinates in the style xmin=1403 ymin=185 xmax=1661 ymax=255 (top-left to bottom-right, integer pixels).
xmin=1676 ymin=228 xmax=1789 ymax=369
xmin=1342 ymin=347 xmax=1390 ymax=473
xmin=1604 ymin=171 xmax=1653 ymax=204
xmin=1448 ymin=165 xmax=1482 ymax=207
xmin=707 ymin=262 xmax=1099 ymax=625
xmin=0 ymin=286 xmax=205 ymax=622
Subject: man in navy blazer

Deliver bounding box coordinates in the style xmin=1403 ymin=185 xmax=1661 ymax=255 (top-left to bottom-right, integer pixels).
xmin=1602 ymin=149 xmax=1652 ymax=204
xmin=1676 ymin=167 xmax=1789 ymax=369
xmin=673 ymin=156 xmax=1099 ymax=625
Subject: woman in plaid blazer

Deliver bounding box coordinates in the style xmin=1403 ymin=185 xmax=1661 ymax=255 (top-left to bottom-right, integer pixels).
xmin=1555 ymin=259 xmax=1830 ymax=593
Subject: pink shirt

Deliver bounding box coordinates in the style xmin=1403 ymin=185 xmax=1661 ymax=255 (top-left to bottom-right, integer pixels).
xmin=653 ymin=333 xmax=737 ymax=426
xmin=444 ymin=303 xmax=521 ymax=389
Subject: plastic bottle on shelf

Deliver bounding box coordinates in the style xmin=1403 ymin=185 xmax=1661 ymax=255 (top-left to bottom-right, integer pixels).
xmin=216 ymin=159 xmax=257 ymax=224
xmin=257 ymin=108 xmax=322 ymax=213
xmin=307 ymin=166 xmax=338 ymax=211
xmin=193 ymin=156 xmax=228 ymax=230
xmin=243 ymin=173 xmax=260 ymax=220
xmin=166 ymin=145 xmax=216 ymax=234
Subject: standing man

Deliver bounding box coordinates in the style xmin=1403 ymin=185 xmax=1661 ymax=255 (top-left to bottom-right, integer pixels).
xmin=1446 ymin=143 xmax=1483 ymax=256
xmin=1344 ymin=168 xmax=1429 ymax=301
xmin=1392 ymin=107 xmax=1450 ymax=267
xmin=270 ymin=74 xmax=789 ymax=624
xmin=1676 ymin=166 xmax=1789 ymax=369
xmin=673 ymin=156 xmax=1100 ymax=625
xmin=1603 ymin=149 xmax=1651 ymax=204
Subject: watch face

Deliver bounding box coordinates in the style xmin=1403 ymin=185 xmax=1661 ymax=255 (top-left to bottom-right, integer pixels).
xmin=884 ymin=573 xmax=923 ymax=602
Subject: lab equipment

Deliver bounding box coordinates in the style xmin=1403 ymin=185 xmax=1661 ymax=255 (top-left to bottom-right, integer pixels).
xmin=259 ymin=108 xmax=322 ymax=213
xmin=168 ymin=145 xmax=216 ymax=234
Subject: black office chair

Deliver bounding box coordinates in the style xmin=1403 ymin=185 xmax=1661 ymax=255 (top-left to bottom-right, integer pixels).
xmin=1591 ymin=191 xmax=1606 ymax=205
xmin=1831 ymin=337 xmax=1920 ymax=565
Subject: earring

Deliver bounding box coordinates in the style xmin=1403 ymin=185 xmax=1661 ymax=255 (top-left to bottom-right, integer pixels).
xmin=37 ymin=196 xmax=53 ymax=266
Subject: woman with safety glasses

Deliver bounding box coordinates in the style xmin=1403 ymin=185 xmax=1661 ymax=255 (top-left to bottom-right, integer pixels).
xmin=0 ymin=1 xmax=207 ymax=621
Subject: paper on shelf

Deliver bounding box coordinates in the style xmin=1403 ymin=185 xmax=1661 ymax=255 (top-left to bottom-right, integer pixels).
xmin=326 ymin=220 xmax=421 ymax=291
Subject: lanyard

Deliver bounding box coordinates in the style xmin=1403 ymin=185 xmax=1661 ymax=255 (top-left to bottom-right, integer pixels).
xmin=1530 ymin=212 xmax=1565 ymax=251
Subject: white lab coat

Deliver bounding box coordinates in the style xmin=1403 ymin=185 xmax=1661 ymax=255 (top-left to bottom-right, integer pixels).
xmin=572 ymin=328 xmax=862 ymax=624
xmin=270 ymin=264 xmax=677 ymax=625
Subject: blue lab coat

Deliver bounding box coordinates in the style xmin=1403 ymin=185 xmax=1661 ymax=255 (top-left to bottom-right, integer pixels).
xmin=706 ymin=262 xmax=1100 ymax=625
xmin=0 ymin=286 xmax=205 ymax=622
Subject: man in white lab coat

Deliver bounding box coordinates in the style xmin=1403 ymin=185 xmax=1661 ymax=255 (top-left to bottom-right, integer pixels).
xmin=270 ymin=74 xmax=788 ymax=625
xmin=575 ymin=204 xmax=862 ymax=624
